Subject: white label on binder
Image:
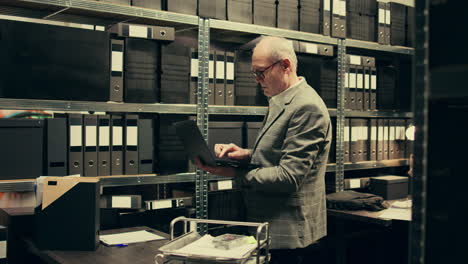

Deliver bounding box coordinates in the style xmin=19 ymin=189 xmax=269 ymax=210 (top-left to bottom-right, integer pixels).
xmin=95 ymin=25 xmax=105 ymax=31
xmin=70 ymin=125 xmax=82 ymax=147
xmin=112 ymin=126 xmax=123 ymax=146
xmin=379 ymin=127 xmax=384 ymax=141
xmin=112 ymin=196 xmax=132 ymax=208
xmin=216 ymin=61 xmax=225 ymax=79
xmin=99 ymin=126 xmax=110 ymax=146
xmin=349 ymin=55 xmax=361 ymax=65
xmin=345 ymin=72 xmax=349 ymax=88
xmin=153 ymin=200 xmax=172 ymax=209
xmin=344 ymin=126 xmax=350 ymax=141
xmin=386 ymin=9 xmax=391 ymax=25
xmin=351 ymin=127 xmax=359 ymax=142
xmin=305 ymin=43 xmax=318 ymax=54
xmin=379 ymin=8 xmax=385 ymax=24
xmin=86 ymin=126 xmax=97 ymax=147
xmin=400 ymin=126 xmax=406 ymax=140
xmin=349 ymin=179 xmax=360 ymax=189
xmin=362 ymin=126 xmax=368 ymax=140
xmin=364 ymin=74 xmax=370 ymax=89
xmin=371 ymin=74 xmax=377 ymax=90
xmin=0 ymin=241 xmax=6 ymax=259
xmin=190 ymin=58 xmax=199 ymax=77
xmin=349 ymin=73 xmax=357 ymax=88
xmin=209 ymin=60 xmax=214 ymax=79
xmin=226 ymin=62 xmax=234 ymax=80
xmin=390 ymin=127 xmax=395 ymax=140
xmin=324 ymin=0 xmax=330 ymax=11
xmin=129 ymin=25 xmax=147 ymax=38
xmin=384 ymin=126 xmax=389 ymax=139
xmin=340 ymin=0 xmax=347 ymax=17
xmin=332 ymin=0 xmax=339 ymax=14
xmin=217 ymin=180 xmax=233 ymax=190
xmin=126 ymin=127 xmax=138 ymax=146
xmin=371 ymin=126 xmax=377 ymax=140
xmin=357 ymin=73 xmax=363 ymax=89
xmin=111 ymin=51 xmax=123 ymax=72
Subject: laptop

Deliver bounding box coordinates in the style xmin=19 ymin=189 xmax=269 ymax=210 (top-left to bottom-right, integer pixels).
xmin=173 ymin=120 xmax=260 ymax=170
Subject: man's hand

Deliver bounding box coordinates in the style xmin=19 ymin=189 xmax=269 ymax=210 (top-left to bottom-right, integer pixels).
xmin=194 ymin=157 xmax=238 ymax=177
xmin=214 ymin=143 xmax=252 ymax=161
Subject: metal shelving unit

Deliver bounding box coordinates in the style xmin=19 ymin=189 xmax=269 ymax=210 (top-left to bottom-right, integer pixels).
xmin=343 ymin=159 xmax=409 ymax=171
xmin=344 ymin=110 xmax=413 ymax=118
xmin=346 ymin=38 xmax=414 ymax=55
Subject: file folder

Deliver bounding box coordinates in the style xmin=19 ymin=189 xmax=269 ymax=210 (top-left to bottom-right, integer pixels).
xmin=277 ymin=0 xmax=299 ymax=30
xmin=227 ymin=0 xmax=253 ymax=23
xmin=164 ymin=0 xmax=197 ymax=15
xmin=110 ymin=39 xmax=124 ymax=102
xmin=199 ymin=0 xmax=227 ymax=20
xmin=355 ymin=66 xmax=364 ymax=111
xmin=215 ymin=50 xmax=226 ymax=105
xmin=350 ymin=119 xmax=359 ymax=163
xmin=369 ymin=118 xmax=378 ymax=161
xmin=344 ymin=118 xmax=350 ymax=163
xmin=35 ymin=177 xmax=99 ymax=251
xmin=98 ymin=115 xmax=111 ymax=176
xmin=124 ymin=38 xmax=160 ymax=103
xmin=209 ymin=52 xmax=215 ymax=105
xmin=383 ymin=119 xmax=389 ymax=160
xmin=138 ymin=117 xmax=155 ymax=174
xmin=132 ymin=0 xmax=162 ymax=9
xmin=370 ymin=66 xmax=377 ymax=110
xmin=84 ymin=115 xmax=98 ymax=177
xmin=389 ymin=2 xmax=406 ymax=46
xmin=45 ymin=118 xmax=67 ymax=176
xmin=377 ymin=118 xmax=384 ymax=161
xmin=67 ymin=114 xmax=83 ymax=176
xmin=108 ymin=23 xmax=175 ymax=41
xmin=111 ymin=114 xmax=124 ymax=175
xmin=225 ymin=51 xmax=236 ymax=105
xmin=189 ymin=49 xmax=199 ymax=104
xmin=361 ymin=119 xmax=369 ymax=161
xmin=321 ymin=0 xmax=331 ymax=35
xmin=331 ymin=0 xmax=346 ymax=38
xmin=348 ymin=65 xmax=357 ymax=110
xmin=377 ymin=2 xmax=386 ymax=44
xmin=389 ymin=119 xmax=395 ymax=160
xmin=300 ymin=0 xmax=321 ymax=34
xmin=378 ymin=65 xmax=396 ymax=110
xmin=385 ymin=3 xmax=391 ymax=44
xmin=124 ymin=115 xmax=139 ymax=175
xmin=253 ymin=0 xmax=277 ymax=27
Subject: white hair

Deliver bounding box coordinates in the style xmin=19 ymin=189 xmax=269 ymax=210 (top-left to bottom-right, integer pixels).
xmin=254 ymin=36 xmax=298 ymax=72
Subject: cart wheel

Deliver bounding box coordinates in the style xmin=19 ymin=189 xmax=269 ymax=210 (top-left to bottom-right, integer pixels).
xmin=154 ymin=253 xmax=165 ymax=264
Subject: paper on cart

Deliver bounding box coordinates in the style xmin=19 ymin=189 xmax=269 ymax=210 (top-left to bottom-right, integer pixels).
xmin=173 ymin=234 xmax=258 ymax=259
xmin=379 ymin=208 xmax=412 ymax=221
xmin=100 ymin=230 xmax=165 ymax=246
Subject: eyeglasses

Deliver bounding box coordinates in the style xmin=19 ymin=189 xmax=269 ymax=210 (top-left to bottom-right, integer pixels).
xmin=252 ymin=60 xmax=282 ymax=79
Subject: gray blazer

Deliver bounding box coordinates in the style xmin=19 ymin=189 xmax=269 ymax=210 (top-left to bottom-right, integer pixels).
xmin=239 ymin=80 xmax=332 ymax=249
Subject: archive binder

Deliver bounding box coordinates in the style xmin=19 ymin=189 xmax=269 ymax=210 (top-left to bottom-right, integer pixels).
xmin=377 ymin=2 xmax=386 ymax=44
xmin=321 ymin=0 xmax=331 ymax=35
xmin=389 ymin=119 xmax=396 ymax=160
xmin=111 ymin=114 xmax=124 ymax=175
xmin=164 ymin=0 xmax=197 ymax=15
xmin=331 ymin=0 xmax=346 ymax=38
xmin=199 ymin=0 xmax=226 ymax=20
xmin=300 ymin=0 xmax=321 ymax=34
xmin=361 ymin=119 xmax=369 ymax=161
xmin=370 ymin=66 xmax=377 ymax=110
xmin=383 ymin=119 xmax=389 ymax=160
xmin=350 ymin=119 xmax=359 ymax=163
xmin=110 ymin=39 xmax=124 ymax=102
xmin=215 ymin=50 xmax=226 ymax=105
xmin=68 ymin=114 xmax=83 ymax=176
xmin=355 ymin=66 xmax=364 ymax=111
xmin=45 ymin=118 xmax=67 ymax=176
xmin=225 ymin=51 xmax=236 ymax=105
xmin=344 ymin=118 xmax=350 ymax=163
xmin=277 ymin=0 xmax=299 ymax=30
xmin=253 ymin=0 xmax=277 ymax=27
xmin=109 ymin=23 xmax=175 ymax=41
xmin=384 ymin=3 xmax=391 ymax=44
xmin=209 ymin=51 xmax=215 ymax=105
xmin=377 ymin=119 xmax=384 ymax=161
xmin=369 ymin=119 xmax=378 ymax=161
xmin=189 ymin=49 xmax=198 ymax=104
xmin=138 ymin=117 xmax=155 ymax=174
xmin=227 ymin=0 xmax=253 ymax=24
xmin=124 ymin=114 xmax=139 ymax=175
xmin=97 ymin=115 xmax=111 ymax=176
xmin=132 ymin=0 xmax=162 ymax=9
xmin=83 ymin=115 xmax=98 ymax=177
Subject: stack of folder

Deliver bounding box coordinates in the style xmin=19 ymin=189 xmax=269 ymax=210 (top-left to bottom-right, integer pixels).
xmin=331 ymin=0 xmax=347 ymax=38
xmin=345 ymin=54 xmax=377 ymax=110
xmin=377 ymin=64 xmax=397 ymax=110
xmin=346 ymin=0 xmax=377 ymax=42
xmin=389 ymin=2 xmax=407 ymax=46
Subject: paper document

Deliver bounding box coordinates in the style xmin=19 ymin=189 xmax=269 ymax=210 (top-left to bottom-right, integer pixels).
xmin=173 ymin=234 xmax=257 ymax=259
xmin=100 ymin=230 xmax=165 ymax=246
xmin=379 ymin=208 xmax=412 ymax=221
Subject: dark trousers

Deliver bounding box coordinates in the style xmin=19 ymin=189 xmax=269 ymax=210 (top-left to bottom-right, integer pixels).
xmin=269 ymin=241 xmax=324 ymax=264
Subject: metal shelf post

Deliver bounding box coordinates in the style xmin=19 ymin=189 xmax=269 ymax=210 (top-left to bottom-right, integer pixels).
xmin=195 ymin=17 xmax=210 ymax=235
xmin=335 ymin=39 xmax=347 ymax=192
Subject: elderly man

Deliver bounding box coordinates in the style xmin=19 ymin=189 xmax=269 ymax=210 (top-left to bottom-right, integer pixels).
xmin=196 ymin=36 xmax=331 ymax=264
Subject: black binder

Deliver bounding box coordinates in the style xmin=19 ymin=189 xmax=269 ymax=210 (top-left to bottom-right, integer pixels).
xmin=253 ymin=0 xmax=277 ymax=27
xmin=355 ymin=66 xmax=364 ymax=111
xmin=388 ymin=119 xmax=395 ymax=160
xmin=384 ymin=3 xmax=391 ymax=44
xmin=383 ymin=119 xmax=389 ymax=160
xmin=164 ymin=0 xmax=197 ymax=15
xmin=369 ymin=118 xmax=378 ymax=161
xmin=344 ymin=118 xmax=350 ymax=163
xmin=110 ymin=39 xmax=124 ymax=102
xmin=300 ymin=0 xmax=321 ymax=34
xmin=361 ymin=119 xmax=369 ymax=161
xmin=83 ymin=115 xmax=98 ymax=177
xmin=389 ymin=2 xmax=406 ymax=46
xmin=277 ymin=0 xmax=299 ymax=30
xmin=109 ymin=23 xmax=175 ymax=41
xmin=138 ymin=117 xmax=155 ymax=174
xmin=215 ymin=50 xmax=226 ymax=105
xmin=111 ymin=115 xmax=124 ymax=175
xmin=370 ymin=66 xmax=377 ymax=109
xmin=124 ymin=114 xmax=139 ymax=175
xmin=124 ymin=38 xmax=160 ymax=103
xmin=331 ymin=0 xmax=346 ymax=38
xmin=67 ymin=114 xmax=83 ymax=176
xmin=199 ymin=0 xmax=226 ymax=20
xmin=377 ymin=118 xmax=384 ymax=161
xmin=189 ymin=49 xmax=198 ymax=104
xmin=225 ymin=51 xmax=236 ymax=105
xmin=227 ymin=0 xmax=253 ymax=24
xmin=97 ymin=115 xmax=111 ymax=176
xmin=377 ymin=2 xmax=386 ymax=44
xmin=45 ymin=118 xmax=67 ymax=176
xmin=35 ymin=177 xmax=99 ymax=251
